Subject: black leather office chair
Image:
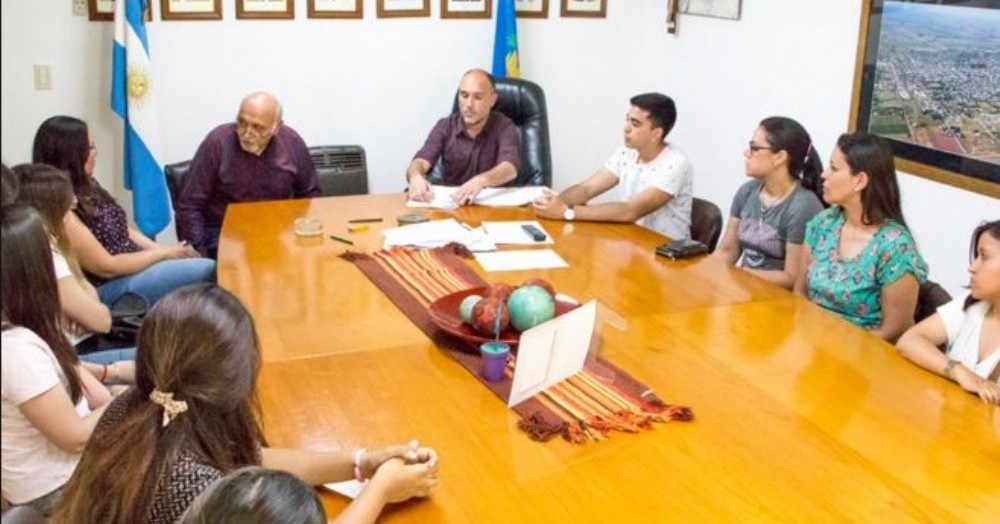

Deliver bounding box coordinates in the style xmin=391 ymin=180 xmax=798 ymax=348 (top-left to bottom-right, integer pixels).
xmin=428 ymin=76 xmax=552 ymax=187
xmin=163 ymin=160 xmax=190 ymax=210
xmin=690 ymin=197 xmax=723 ymax=251
xmin=915 ymin=280 xmax=952 ymax=324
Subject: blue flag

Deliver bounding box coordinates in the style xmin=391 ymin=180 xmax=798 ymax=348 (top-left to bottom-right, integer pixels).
xmin=492 ymin=0 xmax=520 ymax=78
xmin=111 ymin=0 xmax=170 ymax=237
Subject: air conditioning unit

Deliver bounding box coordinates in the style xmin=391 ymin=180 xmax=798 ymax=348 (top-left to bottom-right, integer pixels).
xmin=309 ymin=145 xmax=368 ymax=197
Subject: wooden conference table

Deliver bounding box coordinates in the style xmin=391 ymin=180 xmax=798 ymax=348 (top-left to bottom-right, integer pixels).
xmin=218 ymin=193 xmax=998 ymax=523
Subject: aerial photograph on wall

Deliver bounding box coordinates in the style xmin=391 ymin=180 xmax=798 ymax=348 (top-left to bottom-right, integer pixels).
xmin=868 ymin=1 xmax=1000 ymax=165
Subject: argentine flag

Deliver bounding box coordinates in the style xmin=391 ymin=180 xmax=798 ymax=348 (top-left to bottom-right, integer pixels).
xmin=111 ymin=0 xmax=170 ymax=237
xmin=492 ymin=0 xmax=520 ymax=78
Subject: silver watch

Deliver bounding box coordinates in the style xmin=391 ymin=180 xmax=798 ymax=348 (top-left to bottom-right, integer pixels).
xmin=563 ymin=206 xmax=575 ymax=221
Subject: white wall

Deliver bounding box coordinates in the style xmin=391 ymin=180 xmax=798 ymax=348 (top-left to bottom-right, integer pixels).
xmin=2 ymin=0 xmax=995 ymax=296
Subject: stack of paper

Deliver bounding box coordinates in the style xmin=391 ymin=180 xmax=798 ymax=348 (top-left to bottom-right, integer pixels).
xmin=382 ymin=219 xmax=496 ymax=251
xmin=406 ymin=185 xmax=548 ymax=209
xmin=481 ymin=221 xmax=554 ymax=245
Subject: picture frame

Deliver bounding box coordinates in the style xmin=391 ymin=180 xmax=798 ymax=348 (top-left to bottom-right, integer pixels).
xmin=376 ymin=0 xmax=430 ymax=18
xmin=161 ymin=0 xmax=222 ymax=20
xmin=441 ymin=0 xmax=491 ymax=19
xmin=515 ymin=0 xmax=548 ymax=19
xmin=308 ymin=0 xmax=362 ymax=18
xmin=236 ymin=0 xmax=294 ymax=19
xmin=88 ymin=0 xmax=152 ymax=21
xmin=678 ymin=0 xmax=740 ymax=21
xmin=560 ymin=0 xmax=605 ymax=18
xmin=850 ymin=0 xmax=1000 ymax=197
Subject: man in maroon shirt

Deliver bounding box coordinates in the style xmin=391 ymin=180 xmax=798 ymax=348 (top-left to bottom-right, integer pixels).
xmin=176 ymin=92 xmax=320 ymax=258
xmin=406 ymin=70 xmax=520 ymax=206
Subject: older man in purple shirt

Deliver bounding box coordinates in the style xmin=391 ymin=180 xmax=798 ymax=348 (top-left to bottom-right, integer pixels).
xmin=406 ymin=69 xmax=520 ymax=206
xmin=177 ymin=92 xmax=320 ymax=258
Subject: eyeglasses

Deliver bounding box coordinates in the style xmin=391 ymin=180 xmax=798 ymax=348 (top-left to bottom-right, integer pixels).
xmin=89 ymin=143 xmax=97 ymax=151
xmin=236 ymin=119 xmax=275 ymax=137
xmin=747 ymin=142 xmax=777 ymax=154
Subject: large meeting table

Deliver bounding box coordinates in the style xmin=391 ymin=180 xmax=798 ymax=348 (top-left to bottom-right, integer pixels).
xmin=218 ymin=193 xmax=997 ymax=523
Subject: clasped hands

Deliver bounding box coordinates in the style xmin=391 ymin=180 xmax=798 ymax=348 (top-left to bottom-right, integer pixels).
xmin=361 ymin=440 xmax=439 ymax=501
xmin=531 ymin=189 xmax=568 ymax=219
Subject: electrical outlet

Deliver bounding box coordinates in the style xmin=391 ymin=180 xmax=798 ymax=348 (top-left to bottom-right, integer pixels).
xmin=72 ymin=0 xmax=87 ymax=16
xmin=34 ymin=64 xmax=52 ymax=91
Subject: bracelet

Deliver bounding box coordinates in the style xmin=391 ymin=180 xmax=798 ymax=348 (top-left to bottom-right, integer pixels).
xmin=108 ymin=362 xmax=118 ymax=383
xmin=353 ymin=448 xmax=367 ymax=483
xmin=100 ymin=364 xmax=109 ymax=384
xmin=943 ymin=359 xmax=960 ymax=378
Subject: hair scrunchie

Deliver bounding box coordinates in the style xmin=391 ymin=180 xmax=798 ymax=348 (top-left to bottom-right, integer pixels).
xmin=149 ymin=389 xmax=189 ymax=427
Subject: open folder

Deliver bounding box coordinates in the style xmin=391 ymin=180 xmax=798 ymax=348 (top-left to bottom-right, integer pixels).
xmin=508 ymin=301 xmax=597 ymax=407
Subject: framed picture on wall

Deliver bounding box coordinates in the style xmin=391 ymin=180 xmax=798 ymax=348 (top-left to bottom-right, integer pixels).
xmin=560 ymin=0 xmax=605 ymax=18
xmin=89 ymin=0 xmax=153 ymax=21
xmin=377 ymin=0 xmax=430 ymax=18
xmin=678 ymin=0 xmax=741 ymax=21
xmin=851 ymin=0 xmax=1000 ymax=197
xmin=161 ymin=0 xmax=222 ymax=20
xmin=236 ymin=0 xmax=295 ymax=19
xmin=515 ymin=0 xmax=548 ymax=19
xmin=308 ymin=0 xmax=361 ymax=18
xmin=441 ymin=0 xmax=491 ymax=19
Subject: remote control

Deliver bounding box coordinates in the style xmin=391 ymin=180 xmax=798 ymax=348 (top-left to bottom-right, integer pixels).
xmin=521 ymin=224 xmax=547 ymax=242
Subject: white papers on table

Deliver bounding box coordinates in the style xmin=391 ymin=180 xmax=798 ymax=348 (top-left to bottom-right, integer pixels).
xmin=481 ymin=221 xmax=554 ymax=245
xmin=406 ymin=185 xmax=548 ymax=209
xmin=474 ymin=249 xmax=568 ymax=272
xmin=323 ymin=480 xmax=363 ymax=500
xmin=382 ymin=219 xmax=496 ymax=252
xmin=508 ymin=301 xmax=597 ymax=407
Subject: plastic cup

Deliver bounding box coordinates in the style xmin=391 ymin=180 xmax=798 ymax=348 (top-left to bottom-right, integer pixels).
xmin=480 ymin=342 xmax=510 ymax=382
xmin=293 ymin=217 xmax=323 ymax=236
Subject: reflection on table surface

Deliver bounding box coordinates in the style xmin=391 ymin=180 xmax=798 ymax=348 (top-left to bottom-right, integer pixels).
xmin=219 ymin=193 xmax=999 ymax=523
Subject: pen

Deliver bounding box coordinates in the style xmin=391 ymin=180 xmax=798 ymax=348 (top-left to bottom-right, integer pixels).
xmin=329 ymin=234 xmax=354 ymax=246
xmin=347 ymin=217 xmax=384 ymax=224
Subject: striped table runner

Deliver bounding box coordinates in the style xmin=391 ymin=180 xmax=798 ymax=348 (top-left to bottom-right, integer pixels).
xmin=342 ymin=245 xmax=692 ymax=443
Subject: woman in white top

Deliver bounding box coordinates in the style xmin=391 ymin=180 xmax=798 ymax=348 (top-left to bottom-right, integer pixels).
xmin=14 ymin=164 xmax=135 ymax=381
xmin=897 ymin=220 xmax=1000 ymax=404
xmin=1 ymin=204 xmax=114 ymax=514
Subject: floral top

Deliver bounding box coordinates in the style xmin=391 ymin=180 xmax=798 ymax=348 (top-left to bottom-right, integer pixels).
xmin=804 ymin=207 xmax=928 ymax=328
xmin=78 ymin=187 xmax=141 ymax=256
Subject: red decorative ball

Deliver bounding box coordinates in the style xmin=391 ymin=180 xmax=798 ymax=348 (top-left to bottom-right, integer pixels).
xmin=471 ymin=297 xmax=510 ymax=337
xmin=486 ymin=282 xmax=514 ymax=304
xmin=520 ymin=278 xmax=556 ymax=298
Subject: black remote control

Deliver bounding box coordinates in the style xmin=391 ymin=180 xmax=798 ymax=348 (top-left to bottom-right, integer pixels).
xmin=521 ymin=224 xmax=547 ymax=242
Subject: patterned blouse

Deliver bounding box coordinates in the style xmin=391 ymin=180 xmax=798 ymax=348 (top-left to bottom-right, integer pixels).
xmin=78 ymin=187 xmax=141 ymax=256
xmin=804 ymin=207 xmax=928 ymax=328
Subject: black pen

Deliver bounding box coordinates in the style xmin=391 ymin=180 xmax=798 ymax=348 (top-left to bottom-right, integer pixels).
xmin=329 ymin=234 xmax=354 ymax=246
xmin=347 ymin=217 xmax=384 ymax=224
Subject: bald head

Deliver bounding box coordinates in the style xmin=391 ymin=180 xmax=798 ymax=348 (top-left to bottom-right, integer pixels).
xmin=457 ymin=70 xmax=497 ymax=134
xmin=235 ymin=91 xmax=282 ymax=156
xmin=461 ymin=69 xmax=495 ymax=94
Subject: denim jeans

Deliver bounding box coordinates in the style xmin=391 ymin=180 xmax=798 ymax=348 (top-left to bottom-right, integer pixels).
xmin=78 ymin=347 xmax=137 ymax=364
xmin=97 ymin=257 xmax=216 ymax=306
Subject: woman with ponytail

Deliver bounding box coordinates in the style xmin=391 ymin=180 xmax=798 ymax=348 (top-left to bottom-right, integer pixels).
xmin=713 ymin=116 xmax=825 ymax=289
xmin=53 ymin=285 xmax=439 ymax=524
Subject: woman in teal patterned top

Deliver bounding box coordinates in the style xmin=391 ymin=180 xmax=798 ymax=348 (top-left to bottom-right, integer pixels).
xmin=795 ymin=132 xmax=927 ymax=342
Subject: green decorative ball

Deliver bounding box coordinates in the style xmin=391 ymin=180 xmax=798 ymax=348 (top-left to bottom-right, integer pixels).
xmin=459 ymin=295 xmax=483 ymax=324
xmin=507 ymin=285 xmax=556 ymax=332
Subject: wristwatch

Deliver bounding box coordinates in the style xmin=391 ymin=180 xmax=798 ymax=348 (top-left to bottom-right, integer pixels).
xmin=563 ymin=205 xmax=576 ymax=221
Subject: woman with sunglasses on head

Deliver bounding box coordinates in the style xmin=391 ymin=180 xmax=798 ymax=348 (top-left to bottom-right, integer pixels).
xmin=896 ymin=221 xmax=999 ymax=404
xmin=794 ymin=131 xmax=928 ymax=343
xmin=52 ymin=284 xmax=439 ymax=524
xmin=713 ymin=117 xmax=824 ymax=289
xmin=32 ymin=116 xmax=215 ymax=307
xmin=1 ymin=204 xmax=114 ymax=515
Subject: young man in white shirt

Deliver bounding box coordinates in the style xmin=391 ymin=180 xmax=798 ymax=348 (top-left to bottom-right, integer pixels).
xmin=532 ymin=93 xmax=693 ymax=240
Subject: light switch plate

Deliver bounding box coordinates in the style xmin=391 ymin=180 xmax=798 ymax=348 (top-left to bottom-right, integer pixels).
xmin=34 ymin=64 xmax=52 ymax=90
xmin=72 ymin=0 xmax=88 ymax=16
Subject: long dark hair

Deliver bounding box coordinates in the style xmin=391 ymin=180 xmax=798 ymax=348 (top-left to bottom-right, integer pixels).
xmin=836 ymin=131 xmax=906 ymax=228
xmin=12 ymin=163 xmax=82 ymax=277
xmin=1 ymin=204 xmax=83 ymax=403
xmin=966 ymin=220 xmax=1000 ymax=309
xmin=759 ymin=116 xmax=823 ymax=203
xmin=178 ymin=467 xmax=325 ymax=524
xmin=32 ymin=115 xmax=115 ymax=224
xmin=1 ymin=163 xmax=18 ymax=205
xmin=52 ymin=285 xmax=266 ymax=524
